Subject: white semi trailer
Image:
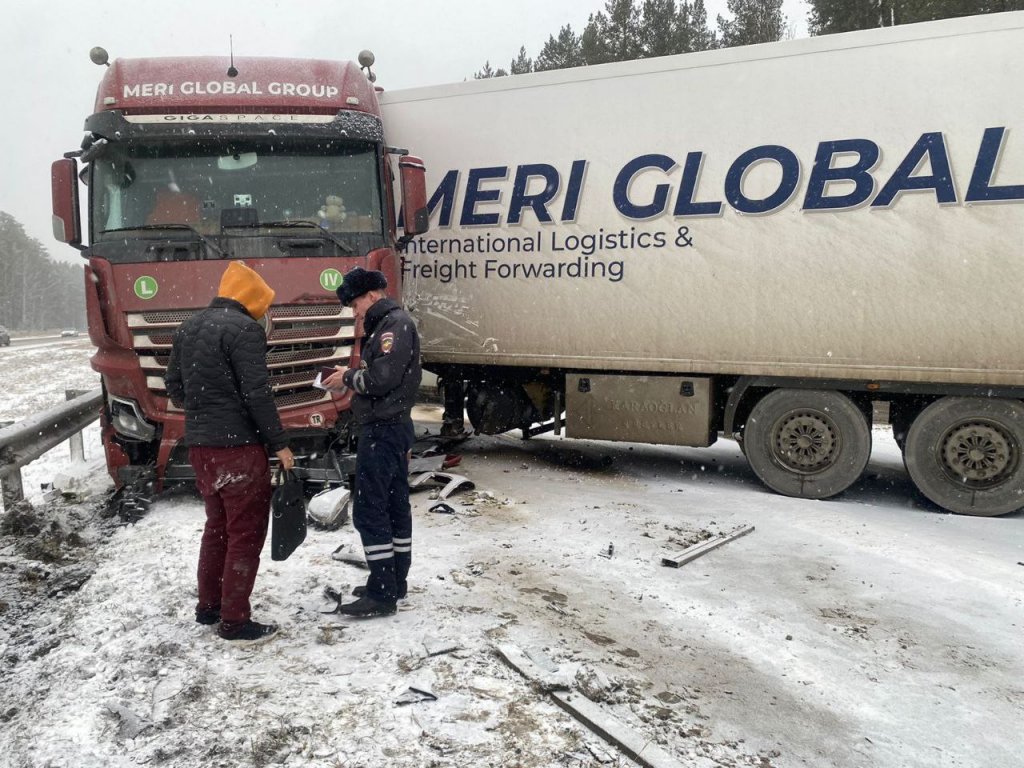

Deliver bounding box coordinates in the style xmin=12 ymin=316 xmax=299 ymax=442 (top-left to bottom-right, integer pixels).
xmin=381 ymin=12 xmax=1024 ymax=516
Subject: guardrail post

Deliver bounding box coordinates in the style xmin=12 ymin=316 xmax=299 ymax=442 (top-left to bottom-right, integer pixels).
xmin=67 ymin=389 xmax=85 ymax=462
xmin=1 ymin=468 xmax=25 ymax=512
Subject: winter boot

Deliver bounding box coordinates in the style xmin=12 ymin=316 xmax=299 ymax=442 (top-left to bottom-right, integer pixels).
xmin=195 ymin=607 xmax=221 ymax=625
xmin=338 ymin=595 xmax=397 ymax=617
xmin=352 ymin=583 xmax=407 ymax=600
xmin=218 ymin=620 xmax=278 ymax=641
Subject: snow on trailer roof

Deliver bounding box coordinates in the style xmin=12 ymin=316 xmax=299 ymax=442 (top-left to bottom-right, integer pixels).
xmin=93 ymin=56 xmax=381 ymax=117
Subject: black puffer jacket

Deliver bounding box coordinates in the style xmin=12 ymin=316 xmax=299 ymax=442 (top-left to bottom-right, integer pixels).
xmin=342 ymin=298 xmax=422 ymax=427
xmin=165 ymin=297 xmax=288 ymax=451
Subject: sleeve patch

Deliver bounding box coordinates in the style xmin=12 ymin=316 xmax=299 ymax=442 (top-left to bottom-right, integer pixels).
xmin=380 ymin=331 xmax=395 ymax=354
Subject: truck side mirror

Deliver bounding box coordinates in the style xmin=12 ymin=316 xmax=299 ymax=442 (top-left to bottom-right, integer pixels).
xmin=399 ymin=155 xmax=429 ymax=237
xmin=51 ymin=158 xmax=83 ymax=248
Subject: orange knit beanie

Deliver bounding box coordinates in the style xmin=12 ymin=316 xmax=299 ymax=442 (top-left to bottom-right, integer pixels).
xmin=218 ymin=261 xmax=275 ymax=320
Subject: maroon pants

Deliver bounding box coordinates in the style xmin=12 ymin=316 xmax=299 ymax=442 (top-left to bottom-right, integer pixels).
xmin=190 ymin=444 xmax=272 ymax=628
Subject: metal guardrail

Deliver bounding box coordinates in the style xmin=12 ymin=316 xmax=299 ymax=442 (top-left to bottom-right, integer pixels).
xmin=0 ymin=381 xmax=445 ymax=514
xmin=0 ymin=388 xmax=102 ymax=512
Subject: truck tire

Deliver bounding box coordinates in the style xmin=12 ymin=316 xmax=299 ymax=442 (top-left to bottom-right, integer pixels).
xmin=744 ymin=389 xmax=871 ymax=500
xmin=903 ymin=397 xmax=1024 ymax=516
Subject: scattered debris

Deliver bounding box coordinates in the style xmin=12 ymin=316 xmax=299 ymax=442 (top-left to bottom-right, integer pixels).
xmin=575 ymin=665 xmax=618 ymax=703
xmin=410 ymin=471 xmax=475 ymax=500
xmin=321 ymin=585 xmax=346 ymax=614
xmin=550 ymin=691 xmax=685 ymax=768
xmin=661 ymin=525 xmax=755 ymax=568
xmin=423 ymin=638 xmax=462 ymax=658
xmin=306 ymin=486 xmax=350 ymax=531
xmin=329 ymin=544 xmax=368 ymax=570
xmin=395 ymin=686 xmax=437 ymax=706
xmin=586 ymin=740 xmax=617 ymax=763
xmin=496 ymin=642 xmax=685 ymax=768
xmin=408 ymin=454 xmax=445 ymax=474
xmin=597 ymin=542 xmax=615 ymax=559
xmin=495 ymin=643 xmax=569 ymax=693
xmin=428 ymin=502 xmax=456 ymax=515
xmin=104 ymin=701 xmax=152 ymax=740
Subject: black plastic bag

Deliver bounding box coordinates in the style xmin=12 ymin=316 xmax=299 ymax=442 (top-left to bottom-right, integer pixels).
xmin=271 ymin=469 xmax=306 ymax=561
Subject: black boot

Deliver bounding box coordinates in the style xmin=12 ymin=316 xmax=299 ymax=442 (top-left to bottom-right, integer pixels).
xmin=218 ymin=620 xmax=278 ymax=641
xmin=195 ymin=607 xmax=221 ymax=625
xmin=338 ymin=595 xmax=397 ymax=617
xmin=352 ymin=583 xmax=407 ymax=599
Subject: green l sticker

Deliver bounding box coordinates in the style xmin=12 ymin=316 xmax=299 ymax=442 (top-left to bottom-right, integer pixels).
xmin=134 ymin=276 xmax=158 ymax=300
xmin=320 ymin=268 xmax=343 ymax=291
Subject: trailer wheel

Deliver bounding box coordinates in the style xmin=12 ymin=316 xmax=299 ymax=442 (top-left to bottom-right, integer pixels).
xmin=903 ymin=397 xmax=1024 ymax=516
xmin=744 ymin=389 xmax=871 ymax=500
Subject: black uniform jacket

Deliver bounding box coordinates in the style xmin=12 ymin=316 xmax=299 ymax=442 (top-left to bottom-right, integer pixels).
xmin=342 ymin=298 xmax=422 ymax=427
xmin=165 ymin=297 xmax=288 ymax=451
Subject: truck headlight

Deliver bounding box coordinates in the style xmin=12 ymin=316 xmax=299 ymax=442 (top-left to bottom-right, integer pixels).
xmin=109 ymin=396 xmax=157 ymax=441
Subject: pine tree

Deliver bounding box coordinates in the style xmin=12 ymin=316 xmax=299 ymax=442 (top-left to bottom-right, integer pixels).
xmin=0 ymin=211 xmax=86 ymax=331
xmin=640 ymin=0 xmax=681 ymax=57
xmin=682 ymin=0 xmax=720 ymax=51
xmin=808 ymin=0 xmax=1024 ymax=35
xmin=473 ymin=61 xmax=509 ymax=79
xmin=581 ymin=1 xmax=644 ymax=65
xmin=535 ymin=25 xmax=585 ymax=71
xmin=899 ymin=0 xmax=1024 ymax=23
xmin=604 ymin=0 xmax=644 ymax=60
xmin=509 ymin=46 xmax=534 ymax=75
xmin=580 ymin=12 xmax=614 ymax=64
xmin=808 ymin=0 xmax=898 ymax=33
xmin=718 ymin=0 xmax=785 ymax=47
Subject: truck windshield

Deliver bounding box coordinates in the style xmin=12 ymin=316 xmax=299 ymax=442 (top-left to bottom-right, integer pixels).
xmin=90 ymin=139 xmax=382 ymax=241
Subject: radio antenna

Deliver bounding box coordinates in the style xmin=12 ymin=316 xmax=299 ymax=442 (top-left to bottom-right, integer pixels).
xmin=227 ymin=35 xmax=238 ymax=77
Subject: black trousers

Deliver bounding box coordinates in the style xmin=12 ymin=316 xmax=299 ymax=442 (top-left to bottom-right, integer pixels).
xmin=352 ymin=420 xmax=415 ymax=601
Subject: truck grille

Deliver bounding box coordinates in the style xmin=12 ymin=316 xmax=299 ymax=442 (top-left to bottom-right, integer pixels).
xmin=127 ymin=303 xmax=355 ymax=412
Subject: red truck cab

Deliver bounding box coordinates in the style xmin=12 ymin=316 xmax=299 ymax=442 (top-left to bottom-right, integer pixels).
xmin=51 ymin=50 xmax=428 ymax=497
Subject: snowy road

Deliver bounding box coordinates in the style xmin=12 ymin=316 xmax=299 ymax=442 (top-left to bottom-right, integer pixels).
xmin=0 ymin=342 xmax=1022 ymax=768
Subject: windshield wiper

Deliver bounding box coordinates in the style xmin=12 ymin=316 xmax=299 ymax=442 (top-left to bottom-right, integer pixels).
xmin=259 ymin=221 xmax=355 ymax=255
xmin=103 ymin=224 xmax=225 ymax=258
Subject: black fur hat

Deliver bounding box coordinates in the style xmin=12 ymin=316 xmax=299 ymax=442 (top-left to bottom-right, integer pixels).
xmin=337 ymin=267 xmax=388 ymax=306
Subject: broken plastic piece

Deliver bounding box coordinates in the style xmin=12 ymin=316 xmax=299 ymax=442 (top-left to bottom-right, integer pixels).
xmin=429 ymin=502 xmax=456 ymax=514
xmin=408 ymin=454 xmax=445 ymax=474
xmin=321 ymin=585 xmax=345 ymax=614
xmin=394 ymin=686 xmax=437 ymax=706
xmin=409 ymin=471 xmax=475 ymax=499
xmin=331 ymin=543 xmax=369 ymax=569
xmin=307 ymin=487 xmax=350 ymax=530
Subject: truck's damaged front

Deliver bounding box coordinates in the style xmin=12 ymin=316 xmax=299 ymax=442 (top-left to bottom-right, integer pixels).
xmin=50 ymin=52 xmax=428 ymax=498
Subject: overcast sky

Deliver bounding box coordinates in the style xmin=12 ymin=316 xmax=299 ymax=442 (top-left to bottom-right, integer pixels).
xmin=1 ymin=0 xmax=809 ymax=260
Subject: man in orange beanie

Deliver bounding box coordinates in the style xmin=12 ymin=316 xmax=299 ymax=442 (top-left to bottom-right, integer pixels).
xmin=166 ymin=261 xmax=294 ymax=642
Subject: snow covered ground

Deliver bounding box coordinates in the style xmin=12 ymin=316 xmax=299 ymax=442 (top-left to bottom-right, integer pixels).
xmin=1 ymin=341 xmax=1022 ymax=768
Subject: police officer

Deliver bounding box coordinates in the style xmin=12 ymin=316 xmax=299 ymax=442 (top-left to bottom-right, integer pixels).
xmin=323 ymin=267 xmax=421 ymax=617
